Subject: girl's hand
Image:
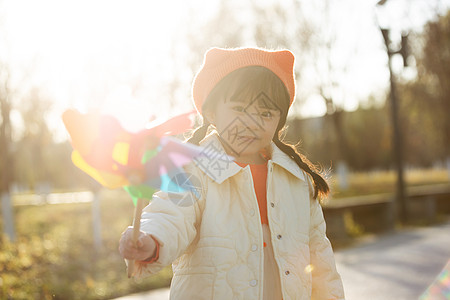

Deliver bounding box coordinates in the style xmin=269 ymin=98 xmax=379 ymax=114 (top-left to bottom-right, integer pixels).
xmin=118 ymin=227 xmax=157 ymax=261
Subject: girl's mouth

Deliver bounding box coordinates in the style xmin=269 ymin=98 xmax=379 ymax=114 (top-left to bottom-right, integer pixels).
xmin=237 ymin=136 xmax=258 ymax=142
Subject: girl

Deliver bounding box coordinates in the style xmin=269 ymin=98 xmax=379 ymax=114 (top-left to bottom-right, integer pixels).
xmin=119 ymin=47 xmax=345 ymax=300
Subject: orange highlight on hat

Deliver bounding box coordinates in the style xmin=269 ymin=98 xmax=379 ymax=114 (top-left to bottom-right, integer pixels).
xmin=192 ymin=47 xmax=296 ymax=113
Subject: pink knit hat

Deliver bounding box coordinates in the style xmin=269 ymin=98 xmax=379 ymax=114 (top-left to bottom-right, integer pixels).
xmin=192 ymin=47 xmax=296 ymax=113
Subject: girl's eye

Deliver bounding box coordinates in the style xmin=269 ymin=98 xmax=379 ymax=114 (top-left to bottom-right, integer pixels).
xmin=261 ymin=111 xmax=273 ymax=118
xmin=232 ymin=106 xmax=245 ymax=112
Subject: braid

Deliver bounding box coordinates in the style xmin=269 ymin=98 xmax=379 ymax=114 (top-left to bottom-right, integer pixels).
xmin=186 ymin=121 xmax=210 ymax=145
xmin=273 ymin=136 xmax=330 ymax=200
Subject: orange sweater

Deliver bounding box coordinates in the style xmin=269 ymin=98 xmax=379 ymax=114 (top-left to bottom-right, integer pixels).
xmin=236 ymin=162 xmax=268 ymax=224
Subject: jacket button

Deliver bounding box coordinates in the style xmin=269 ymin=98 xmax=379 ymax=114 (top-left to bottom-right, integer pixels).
xmin=249 ymin=279 xmax=257 ymax=287
xmin=270 ymin=202 xmax=275 ymax=207
xmin=249 ymin=209 xmax=255 ymax=216
xmin=251 ymin=244 xmax=258 ymax=251
xmin=285 ymin=270 xmax=290 ymax=275
xmin=277 ymin=234 xmax=282 ymax=239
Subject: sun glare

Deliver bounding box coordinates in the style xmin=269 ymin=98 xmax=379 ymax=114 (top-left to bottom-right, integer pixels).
xmin=4 ymin=0 xmax=450 ymax=141
xmin=4 ymin=0 xmax=205 ymax=139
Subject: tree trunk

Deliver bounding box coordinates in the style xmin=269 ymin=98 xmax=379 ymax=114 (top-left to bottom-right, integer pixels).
xmin=1 ymin=95 xmax=15 ymax=241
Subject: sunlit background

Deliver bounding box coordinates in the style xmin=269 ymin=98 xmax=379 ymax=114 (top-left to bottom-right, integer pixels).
xmin=2 ymin=0 xmax=446 ymax=139
xmin=1 ymin=0 xmax=450 ymax=299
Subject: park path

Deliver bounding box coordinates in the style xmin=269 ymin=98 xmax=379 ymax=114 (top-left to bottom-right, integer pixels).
xmin=111 ymin=220 xmax=450 ymax=300
xmin=335 ymin=220 xmax=450 ymax=299
xmin=13 ymin=191 xmax=94 ymax=206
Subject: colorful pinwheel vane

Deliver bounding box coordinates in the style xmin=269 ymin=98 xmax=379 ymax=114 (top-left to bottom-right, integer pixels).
xmin=62 ymin=109 xmax=207 ymax=203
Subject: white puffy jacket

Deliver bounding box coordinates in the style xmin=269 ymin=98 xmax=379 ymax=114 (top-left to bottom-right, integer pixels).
xmin=134 ymin=133 xmax=345 ymax=300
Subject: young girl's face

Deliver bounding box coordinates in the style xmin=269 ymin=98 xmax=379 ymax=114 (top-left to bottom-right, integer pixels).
xmin=209 ymin=93 xmax=281 ymax=164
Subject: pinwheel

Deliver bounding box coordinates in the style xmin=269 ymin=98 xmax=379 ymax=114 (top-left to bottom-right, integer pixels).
xmin=62 ymin=109 xmax=218 ymax=276
xmin=62 ymin=109 xmax=199 ymax=193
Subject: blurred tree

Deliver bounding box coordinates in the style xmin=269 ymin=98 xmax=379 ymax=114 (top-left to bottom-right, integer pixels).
xmin=0 ymin=63 xmax=13 ymax=194
xmin=286 ymin=103 xmax=392 ymax=172
xmin=398 ymin=9 xmax=450 ymax=167
xmin=345 ymin=105 xmax=391 ymax=170
xmin=169 ymin=0 xmax=313 ymax=114
xmin=12 ymin=87 xmax=93 ymax=191
xmin=13 ymin=88 xmax=53 ymax=190
xmin=397 ymin=81 xmax=443 ymax=167
xmin=182 ymin=0 xmax=244 ymax=75
xmin=417 ymin=10 xmax=450 ymax=162
xmin=298 ymin=0 xmax=361 ymax=187
xmin=153 ymin=0 xmax=245 ymax=113
xmin=13 ymin=88 xmax=88 ymax=190
xmin=250 ymin=0 xmax=315 ymax=115
xmin=251 ymin=1 xmax=312 ymax=54
xmin=0 ymin=61 xmax=16 ymax=240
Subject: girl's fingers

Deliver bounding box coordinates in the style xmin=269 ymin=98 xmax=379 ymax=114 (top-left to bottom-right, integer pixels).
xmin=119 ymin=230 xmax=151 ymax=260
xmin=120 ymin=244 xmax=140 ymax=260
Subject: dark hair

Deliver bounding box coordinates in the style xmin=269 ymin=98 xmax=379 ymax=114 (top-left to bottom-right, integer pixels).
xmin=187 ymin=66 xmax=329 ymax=200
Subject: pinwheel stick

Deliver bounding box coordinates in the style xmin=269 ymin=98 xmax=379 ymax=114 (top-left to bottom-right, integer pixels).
xmin=127 ymin=198 xmax=145 ymax=278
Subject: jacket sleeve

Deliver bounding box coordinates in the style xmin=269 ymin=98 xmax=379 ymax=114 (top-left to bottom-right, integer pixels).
xmin=309 ymin=197 xmax=345 ymax=299
xmin=132 ymin=164 xmax=205 ymax=277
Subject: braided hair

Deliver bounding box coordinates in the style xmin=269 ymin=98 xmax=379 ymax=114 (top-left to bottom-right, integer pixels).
xmin=186 ymin=120 xmax=210 ymax=145
xmin=273 ymin=111 xmax=329 ymax=200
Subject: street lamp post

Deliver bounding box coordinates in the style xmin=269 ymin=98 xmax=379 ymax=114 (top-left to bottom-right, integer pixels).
xmin=376 ymin=0 xmax=410 ymax=224
xmin=380 ymin=28 xmax=408 ymax=223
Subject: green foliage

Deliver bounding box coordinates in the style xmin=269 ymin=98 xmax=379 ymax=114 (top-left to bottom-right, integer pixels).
xmin=0 ymin=190 xmax=172 ymax=300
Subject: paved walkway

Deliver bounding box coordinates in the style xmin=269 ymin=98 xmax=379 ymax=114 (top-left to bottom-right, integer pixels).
xmin=112 ymin=221 xmax=450 ymax=300
xmin=335 ymin=221 xmax=450 ymax=300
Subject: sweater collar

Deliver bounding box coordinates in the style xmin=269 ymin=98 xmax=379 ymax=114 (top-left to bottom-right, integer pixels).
xmin=194 ymin=132 xmax=306 ymax=183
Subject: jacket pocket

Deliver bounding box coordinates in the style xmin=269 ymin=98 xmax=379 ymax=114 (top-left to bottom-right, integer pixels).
xmin=171 ymin=266 xmax=216 ymax=300
xmin=189 ymin=236 xmax=237 ymax=269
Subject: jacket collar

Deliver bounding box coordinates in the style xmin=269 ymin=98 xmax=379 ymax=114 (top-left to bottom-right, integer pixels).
xmin=270 ymin=140 xmax=307 ymax=182
xmin=194 ymin=132 xmax=306 ymax=183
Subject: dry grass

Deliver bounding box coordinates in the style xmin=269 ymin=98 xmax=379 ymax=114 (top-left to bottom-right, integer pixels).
xmin=0 ymin=189 xmax=172 ymax=300
xmin=330 ymin=168 xmax=449 ymax=199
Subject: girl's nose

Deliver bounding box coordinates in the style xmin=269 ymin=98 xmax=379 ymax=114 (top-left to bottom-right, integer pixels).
xmin=241 ymin=112 xmax=260 ymax=131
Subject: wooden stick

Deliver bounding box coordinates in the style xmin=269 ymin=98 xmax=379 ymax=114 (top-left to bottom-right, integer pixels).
xmin=127 ymin=198 xmax=145 ymax=278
